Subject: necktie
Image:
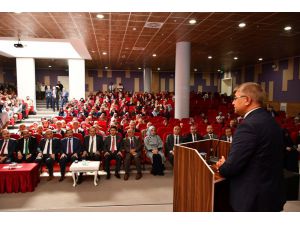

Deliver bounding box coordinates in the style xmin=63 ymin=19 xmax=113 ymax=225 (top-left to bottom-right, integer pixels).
xmin=47 ymin=140 xmax=51 ymax=154
xmin=68 ymin=138 xmax=72 ymax=154
xmin=0 ymin=140 xmax=7 ymax=156
xmin=130 ymin=137 xmax=135 ymax=149
xmin=89 ymin=137 xmax=94 ymax=153
xmin=111 ymin=136 xmax=116 ymax=153
xmin=25 ymin=139 xmax=29 ymax=155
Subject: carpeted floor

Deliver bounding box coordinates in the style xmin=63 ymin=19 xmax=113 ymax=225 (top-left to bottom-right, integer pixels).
xmin=0 ymin=172 xmax=173 ymax=212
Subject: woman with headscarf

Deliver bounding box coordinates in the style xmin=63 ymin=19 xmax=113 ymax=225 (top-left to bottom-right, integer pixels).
xmin=144 ymin=126 xmax=165 ymax=175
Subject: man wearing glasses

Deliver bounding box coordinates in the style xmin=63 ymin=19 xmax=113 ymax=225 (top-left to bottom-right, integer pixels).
xmin=216 ymin=82 xmax=285 ymax=212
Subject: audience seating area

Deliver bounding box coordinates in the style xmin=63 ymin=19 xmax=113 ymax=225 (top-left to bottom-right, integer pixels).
xmin=2 ymin=89 xmax=300 ymax=174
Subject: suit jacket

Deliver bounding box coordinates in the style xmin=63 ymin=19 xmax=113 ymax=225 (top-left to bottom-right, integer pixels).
xmin=0 ymin=138 xmax=17 ymax=161
xmin=220 ymin=135 xmax=233 ymax=142
xmin=165 ymin=134 xmax=184 ymax=157
xmin=73 ymin=128 xmax=85 ymax=137
xmin=17 ymin=137 xmax=38 ymax=156
xmin=54 ymin=129 xmax=65 ymax=137
xmin=122 ymin=136 xmax=142 ymax=154
xmin=83 ymin=135 xmax=103 ymax=153
xmin=184 ymin=133 xmax=202 ymax=143
xmin=61 ymin=137 xmax=82 ymax=155
xmin=38 ymin=138 xmax=61 ymax=155
xmin=103 ymin=135 xmax=122 ymax=153
xmin=219 ymin=108 xmax=286 ymax=211
xmin=203 ymin=133 xmax=219 ymax=140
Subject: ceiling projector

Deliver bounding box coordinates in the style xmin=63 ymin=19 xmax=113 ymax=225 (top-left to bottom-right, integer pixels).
xmin=14 ymin=43 xmax=24 ymax=48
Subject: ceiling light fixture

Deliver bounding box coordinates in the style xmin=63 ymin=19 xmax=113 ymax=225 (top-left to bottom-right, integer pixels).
xmin=152 ymin=53 xmax=157 ymax=57
xmin=96 ymin=14 xmax=104 ymax=19
xmin=48 ymin=65 xmax=52 ymax=68
xmin=102 ymin=52 xmax=107 ymax=55
xmin=157 ymin=67 xmax=160 ymax=71
xmin=258 ymin=58 xmax=263 ymax=61
xmin=284 ymin=26 xmax=292 ymax=31
xmin=238 ymin=22 xmax=246 ymax=28
xmin=217 ymin=69 xmax=221 ymax=72
xmin=189 ymin=19 xmax=196 ymax=25
xmin=104 ymin=66 xmax=108 ymax=69
xmin=133 ymin=27 xmax=137 ymax=31
xmin=138 ymin=67 xmax=142 ymax=70
xmin=208 ymin=56 xmax=212 ymax=59
xmin=234 ymin=57 xmax=238 ymax=60
xmin=194 ymin=68 xmax=198 ymax=72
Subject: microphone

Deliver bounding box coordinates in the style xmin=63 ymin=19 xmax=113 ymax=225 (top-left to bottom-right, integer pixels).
xmin=209 ymin=139 xmax=221 ymax=164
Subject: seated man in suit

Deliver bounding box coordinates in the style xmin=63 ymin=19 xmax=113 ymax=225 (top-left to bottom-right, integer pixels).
xmin=35 ymin=129 xmax=61 ymax=181
xmin=123 ymin=129 xmax=142 ymax=180
xmin=82 ymin=126 xmax=103 ymax=161
xmin=103 ymin=126 xmax=123 ymax=179
xmin=184 ymin=125 xmax=202 ymax=143
xmin=16 ymin=129 xmax=38 ymax=163
xmin=203 ymin=125 xmax=218 ymax=140
xmin=220 ymin=127 xmax=233 ymax=143
xmin=59 ymin=128 xmax=82 ymax=182
xmin=0 ymin=129 xmax=17 ymax=164
xmin=54 ymin=120 xmax=65 ymax=137
xmin=165 ymin=125 xmax=184 ymax=166
xmin=72 ymin=120 xmax=85 ymax=137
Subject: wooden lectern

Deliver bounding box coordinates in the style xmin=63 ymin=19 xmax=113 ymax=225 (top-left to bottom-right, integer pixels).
xmin=173 ymin=139 xmax=231 ymax=212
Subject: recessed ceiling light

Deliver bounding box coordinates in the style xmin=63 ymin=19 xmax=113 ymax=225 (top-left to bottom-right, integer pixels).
xmin=138 ymin=67 xmax=142 ymax=70
xmin=152 ymin=53 xmax=157 ymax=57
xmin=96 ymin=14 xmax=104 ymax=19
xmin=133 ymin=27 xmax=136 ymax=31
xmin=194 ymin=68 xmax=198 ymax=72
xmin=238 ymin=22 xmax=246 ymax=28
xmin=217 ymin=69 xmax=221 ymax=72
xmin=157 ymin=67 xmax=160 ymax=71
xmin=102 ymin=52 xmax=107 ymax=55
xmin=48 ymin=65 xmax=52 ymax=68
xmin=284 ymin=26 xmax=292 ymax=31
xmin=258 ymin=58 xmax=263 ymax=61
xmin=104 ymin=66 xmax=108 ymax=69
xmin=234 ymin=57 xmax=238 ymax=60
xmin=189 ymin=19 xmax=197 ymax=25
xmin=208 ymin=56 xmax=212 ymax=59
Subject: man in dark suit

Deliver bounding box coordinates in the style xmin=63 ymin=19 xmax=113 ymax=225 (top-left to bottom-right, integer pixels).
xmin=82 ymin=126 xmax=103 ymax=161
xmin=220 ymin=127 xmax=233 ymax=143
xmin=16 ymin=129 xmax=38 ymax=163
xmin=165 ymin=125 xmax=184 ymax=166
xmin=203 ymin=125 xmax=219 ymax=140
xmin=216 ymin=82 xmax=286 ymax=211
xmin=123 ymin=129 xmax=142 ymax=180
xmin=184 ymin=125 xmax=202 ymax=143
xmin=0 ymin=129 xmax=17 ymax=164
xmin=103 ymin=126 xmax=123 ymax=179
xmin=58 ymin=129 xmax=82 ymax=182
xmin=35 ymin=129 xmax=61 ymax=181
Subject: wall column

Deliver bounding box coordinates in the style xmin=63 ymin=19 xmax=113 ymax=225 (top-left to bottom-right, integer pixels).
xmin=68 ymin=59 xmax=85 ymax=100
xmin=16 ymin=58 xmax=36 ymax=111
xmin=143 ymin=67 xmax=152 ymax=92
xmin=175 ymin=41 xmax=191 ymax=119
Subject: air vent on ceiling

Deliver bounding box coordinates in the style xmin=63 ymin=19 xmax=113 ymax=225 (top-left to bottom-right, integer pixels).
xmin=132 ymin=47 xmax=145 ymax=51
xmin=144 ymin=22 xmax=163 ymax=29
